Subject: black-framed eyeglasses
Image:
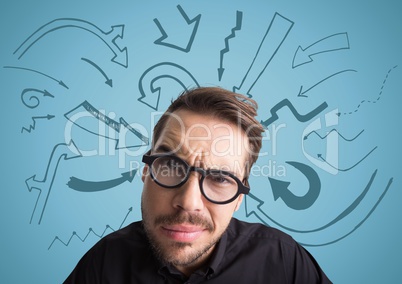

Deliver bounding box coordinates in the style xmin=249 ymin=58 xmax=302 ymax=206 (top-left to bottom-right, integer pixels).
xmin=142 ymin=152 xmax=250 ymax=204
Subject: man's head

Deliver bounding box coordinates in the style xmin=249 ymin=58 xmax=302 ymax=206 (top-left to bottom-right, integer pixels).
xmin=141 ymin=87 xmax=264 ymax=275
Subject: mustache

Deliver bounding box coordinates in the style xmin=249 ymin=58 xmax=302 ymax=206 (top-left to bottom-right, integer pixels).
xmin=154 ymin=212 xmax=214 ymax=232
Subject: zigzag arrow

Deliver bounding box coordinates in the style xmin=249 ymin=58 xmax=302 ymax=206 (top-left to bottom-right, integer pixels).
xmin=21 ymin=114 xmax=55 ymax=133
xmin=261 ymin=99 xmax=328 ymax=127
xmin=218 ymin=10 xmax=243 ymax=81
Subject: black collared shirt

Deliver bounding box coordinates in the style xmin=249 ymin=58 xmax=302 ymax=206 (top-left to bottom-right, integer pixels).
xmin=64 ymin=218 xmax=332 ymax=283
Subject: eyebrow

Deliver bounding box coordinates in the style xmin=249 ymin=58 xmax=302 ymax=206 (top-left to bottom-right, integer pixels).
xmin=152 ymin=148 xmax=241 ymax=178
xmin=153 ymin=144 xmax=175 ymax=155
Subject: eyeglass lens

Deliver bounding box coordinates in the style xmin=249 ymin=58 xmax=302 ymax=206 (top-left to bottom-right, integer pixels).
xmin=150 ymin=156 xmax=239 ymax=203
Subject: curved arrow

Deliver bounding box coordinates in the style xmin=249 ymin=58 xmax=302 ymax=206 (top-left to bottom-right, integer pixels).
xmin=20 ymin=88 xmax=54 ymax=109
xmin=67 ymin=169 xmax=137 ymax=192
xmin=218 ymin=10 xmax=243 ymax=81
xmin=305 ymin=176 xmax=393 ymax=247
xmin=292 ymin=32 xmax=350 ymax=68
xmin=4 ymin=66 xmax=68 ymax=89
xmin=154 ymin=5 xmax=201 ymax=52
xmin=81 ymin=57 xmax=113 ymax=87
xmin=13 ymin=18 xmax=128 ymax=67
xmin=298 ymin=69 xmax=357 ymax=97
xmin=233 ymin=13 xmax=294 ymax=97
xmin=246 ymin=170 xmax=393 ymax=246
xmin=304 ymin=128 xmax=364 ymax=142
xmin=318 ymin=146 xmax=377 ymax=172
xmin=269 ymin=161 xmax=321 ymax=210
xmin=247 ymin=169 xmax=378 ymax=234
xmin=21 ymin=114 xmax=55 ymax=133
xmin=138 ymin=62 xmax=199 ymax=110
xmin=261 ymin=99 xmax=328 ymax=127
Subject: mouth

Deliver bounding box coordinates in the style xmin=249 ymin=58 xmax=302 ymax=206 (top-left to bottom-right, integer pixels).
xmin=160 ymin=224 xmax=207 ymax=242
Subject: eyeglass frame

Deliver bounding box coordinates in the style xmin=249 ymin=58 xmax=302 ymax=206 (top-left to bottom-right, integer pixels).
xmin=142 ymin=151 xmax=250 ymax=205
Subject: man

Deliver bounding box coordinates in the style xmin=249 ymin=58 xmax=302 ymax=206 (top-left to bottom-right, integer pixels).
xmin=65 ymin=87 xmax=331 ymax=283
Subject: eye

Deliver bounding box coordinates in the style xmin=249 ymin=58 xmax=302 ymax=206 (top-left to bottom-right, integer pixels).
xmin=154 ymin=156 xmax=187 ymax=176
xmin=207 ymin=172 xmax=236 ymax=186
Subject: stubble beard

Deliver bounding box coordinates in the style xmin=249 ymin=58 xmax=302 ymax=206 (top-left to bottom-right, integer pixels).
xmin=141 ymin=205 xmax=224 ymax=268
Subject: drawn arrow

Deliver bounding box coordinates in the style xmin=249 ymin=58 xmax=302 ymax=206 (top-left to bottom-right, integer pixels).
xmin=233 ymin=13 xmax=294 ymax=97
xmin=318 ymin=146 xmax=377 ymax=172
xmin=337 ymin=65 xmax=398 ymax=116
xmin=48 ymin=207 xmax=133 ymax=250
xmin=261 ymin=99 xmax=328 ymax=127
xmin=246 ymin=170 xmax=393 ymax=246
xmin=81 ymin=57 xmax=113 ymax=87
xmin=269 ymin=161 xmax=321 ymax=210
xmin=64 ymin=100 xmax=149 ymax=148
xmin=4 ymin=66 xmax=68 ymax=89
xmin=138 ymin=62 xmax=199 ymax=110
xmin=67 ymin=169 xmax=137 ymax=192
xmin=298 ymin=69 xmax=357 ymax=98
xmin=292 ymin=32 xmax=350 ymax=68
xmin=307 ymin=176 xmax=393 ymax=247
xmin=20 ymin=88 xmax=54 ymax=109
xmin=218 ymin=10 xmax=243 ymax=81
xmin=304 ymin=129 xmax=364 ymax=142
xmin=153 ymin=5 xmax=201 ymax=52
xmin=13 ymin=18 xmax=128 ymax=67
xmin=25 ymin=140 xmax=82 ymax=224
xmin=21 ymin=114 xmax=55 ymax=133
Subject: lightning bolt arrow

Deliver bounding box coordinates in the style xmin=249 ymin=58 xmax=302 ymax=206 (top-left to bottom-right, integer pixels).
xmin=218 ymin=10 xmax=243 ymax=81
xmin=21 ymin=114 xmax=55 ymax=133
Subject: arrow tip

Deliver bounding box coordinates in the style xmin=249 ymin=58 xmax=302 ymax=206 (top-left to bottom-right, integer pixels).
xmin=122 ymin=169 xmax=137 ymax=183
xmin=269 ymin=177 xmax=290 ymax=201
xmin=105 ymin=79 xmax=113 ymax=87
xmin=317 ymin=154 xmax=322 ymax=158
xmin=47 ymin=114 xmax=56 ymax=120
xmin=292 ymin=46 xmax=312 ymax=68
xmin=218 ymin=68 xmax=225 ymax=81
xmin=244 ymin=193 xmax=264 ymax=217
xmin=59 ymin=80 xmax=69 ymax=89
xmin=43 ymin=90 xmax=54 ymax=97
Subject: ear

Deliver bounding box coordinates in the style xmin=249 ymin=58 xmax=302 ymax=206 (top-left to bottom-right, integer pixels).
xmin=234 ymin=194 xmax=244 ymax=212
xmin=141 ymin=164 xmax=149 ymax=183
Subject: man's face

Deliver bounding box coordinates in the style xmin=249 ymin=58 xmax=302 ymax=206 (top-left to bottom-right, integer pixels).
xmin=141 ymin=109 xmax=249 ymax=274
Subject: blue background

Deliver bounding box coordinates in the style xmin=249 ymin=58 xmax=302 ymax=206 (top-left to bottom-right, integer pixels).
xmin=1 ymin=0 xmax=401 ymax=283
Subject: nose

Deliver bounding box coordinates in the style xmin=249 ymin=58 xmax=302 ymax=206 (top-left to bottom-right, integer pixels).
xmin=172 ymin=173 xmax=204 ymax=212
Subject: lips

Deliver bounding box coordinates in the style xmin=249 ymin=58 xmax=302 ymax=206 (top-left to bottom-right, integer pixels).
xmin=161 ymin=224 xmax=206 ymax=242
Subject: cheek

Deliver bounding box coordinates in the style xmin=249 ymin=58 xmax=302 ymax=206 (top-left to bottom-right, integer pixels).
xmin=209 ymin=204 xmax=237 ymax=228
xmin=142 ymin=177 xmax=172 ymax=212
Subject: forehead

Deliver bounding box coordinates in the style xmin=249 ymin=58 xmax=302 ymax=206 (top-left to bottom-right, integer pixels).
xmin=154 ymin=110 xmax=249 ymax=172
